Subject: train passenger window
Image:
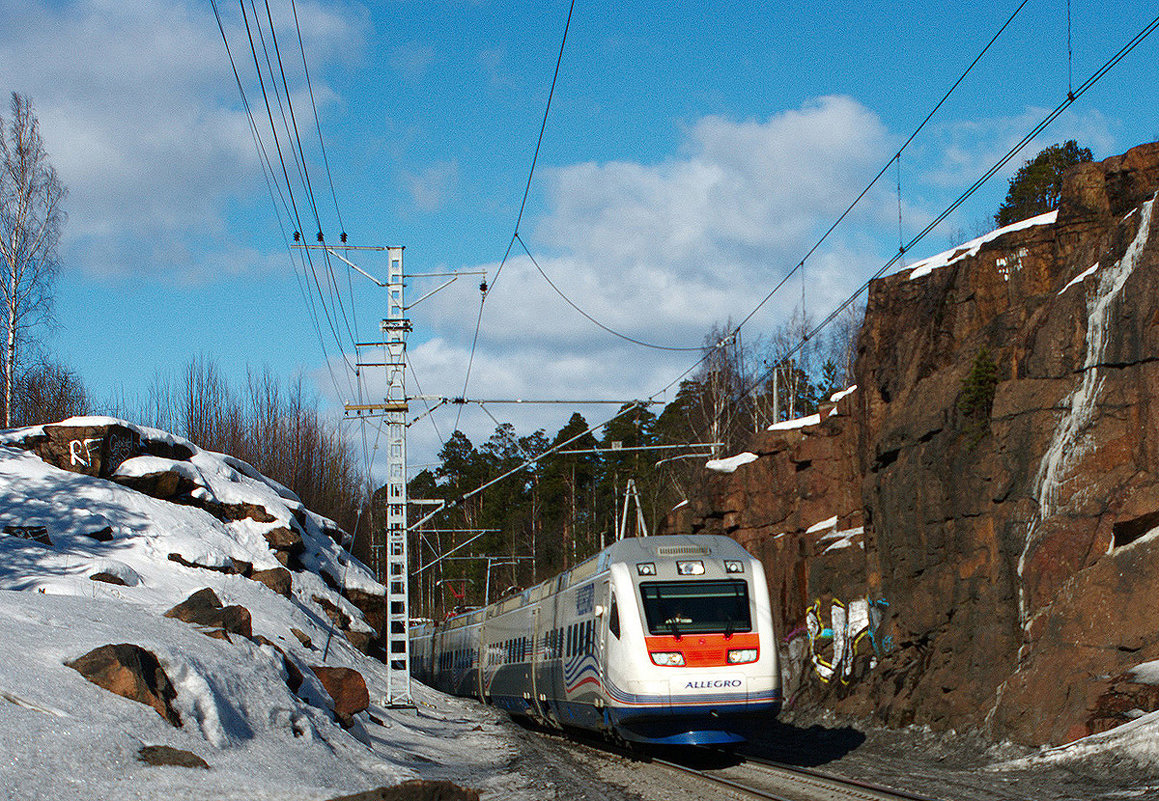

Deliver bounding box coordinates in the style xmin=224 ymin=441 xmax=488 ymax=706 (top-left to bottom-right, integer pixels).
xmin=609 ymin=597 xmax=621 ymax=639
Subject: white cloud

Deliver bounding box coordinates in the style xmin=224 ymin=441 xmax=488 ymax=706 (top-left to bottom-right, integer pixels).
xmin=382 ymin=96 xmax=897 ymax=469
xmin=0 ymin=0 xmax=366 ymax=279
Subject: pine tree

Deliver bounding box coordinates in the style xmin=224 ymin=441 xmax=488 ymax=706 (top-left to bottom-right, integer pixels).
xmin=995 ymin=140 xmax=1093 ymax=227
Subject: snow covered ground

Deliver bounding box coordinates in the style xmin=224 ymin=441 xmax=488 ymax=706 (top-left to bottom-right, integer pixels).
xmin=0 ymin=418 xmax=537 ymax=800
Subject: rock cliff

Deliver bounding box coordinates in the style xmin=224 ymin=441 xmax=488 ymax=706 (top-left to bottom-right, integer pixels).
xmin=664 ymin=141 xmax=1159 ymax=745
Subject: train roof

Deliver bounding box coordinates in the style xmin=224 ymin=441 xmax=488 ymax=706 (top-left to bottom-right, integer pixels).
xmin=599 ymin=534 xmax=751 ymax=563
xmin=426 ymin=535 xmax=753 ymax=628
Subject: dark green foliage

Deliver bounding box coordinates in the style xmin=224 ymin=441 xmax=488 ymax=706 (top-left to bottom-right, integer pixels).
xmin=994 ymin=140 xmax=1093 ymax=227
xmin=958 ymin=347 xmax=999 ymax=442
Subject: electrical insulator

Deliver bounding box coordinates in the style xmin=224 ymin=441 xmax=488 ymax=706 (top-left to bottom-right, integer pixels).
xmin=480 ymin=281 xmax=488 ymax=294
xmin=293 ymin=231 xmax=301 ymax=241
xmin=316 ymin=231 xmax=324 ymax=242
xmin=340 ymin=232 xmax=347 ymax=243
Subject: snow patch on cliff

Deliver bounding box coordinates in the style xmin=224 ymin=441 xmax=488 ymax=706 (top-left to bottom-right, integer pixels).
xmin=705 ymin=452 xmax=758 ymax=473
xmin=907 ymin=211 xmax=1057 ymax=281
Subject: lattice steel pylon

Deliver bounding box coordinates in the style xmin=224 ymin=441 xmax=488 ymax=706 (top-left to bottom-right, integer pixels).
xmin=380 ymin=246 xmax=411 ymax=707
xmin=342 ymin=245 xmax=411 ymax=708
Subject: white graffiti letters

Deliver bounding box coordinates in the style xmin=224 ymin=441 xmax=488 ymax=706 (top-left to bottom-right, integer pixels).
xmin=69 ymin=438 xmax=103 ymax=468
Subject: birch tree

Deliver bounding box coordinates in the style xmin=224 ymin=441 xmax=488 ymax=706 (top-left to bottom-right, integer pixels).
xmin=0 ymin=93 xmax=65 ymax=426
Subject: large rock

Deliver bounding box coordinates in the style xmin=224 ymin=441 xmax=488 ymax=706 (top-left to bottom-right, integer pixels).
xmin=66 ymin=644 xmax=181 ymax=726
xmin=32 ymin=422 xmax=140 ymax=478
xmin=310 ymin=665 xmax=369 ymax=724
xmin=250 ymin=566 xmax=293 ymax=598
xmin=137 ymin=745 xmax=209 ymax=769
xmin=854 ymin=141 xmax=1159 ymax=741
xmin=326 ymin=780 xmax=480 ymax=801
xmin=164 ymin=588 xmax=252 ymax=640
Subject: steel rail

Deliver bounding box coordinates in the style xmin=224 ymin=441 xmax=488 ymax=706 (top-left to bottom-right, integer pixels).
xmin=741 ymin=754 xmax=944 ymax=801
xmin=650 ymin=756 xmax=795 ymax=800
xmin=649 ymin=753 xmax=948 ymax=801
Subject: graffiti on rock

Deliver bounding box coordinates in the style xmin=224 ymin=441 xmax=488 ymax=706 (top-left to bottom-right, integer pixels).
xmin=802 ymin=596 xmax=890 ymax=684
xmin=69 ymin=438 xmax=103 ymax=468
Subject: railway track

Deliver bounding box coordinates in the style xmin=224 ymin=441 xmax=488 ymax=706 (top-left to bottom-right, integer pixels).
xmin=650 ymin=753 xmax=945 ymax=801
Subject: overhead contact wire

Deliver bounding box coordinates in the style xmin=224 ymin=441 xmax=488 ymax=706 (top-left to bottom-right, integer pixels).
xmin=455 ymin=0 xmax=576 ymax=431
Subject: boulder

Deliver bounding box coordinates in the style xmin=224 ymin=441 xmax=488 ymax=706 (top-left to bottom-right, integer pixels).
xmin=89 ymin=572 xmax=126 ymax=586
xmin=113 ymin=470 xmax=196 ymax=500
xmin=66 ymin=644 xmax=181 ymax=727
xmin=326 ymin=781 xmax=480 ymax=801
xmin=33 ymin=422 xmax=140 ymax=478
xmin=164 ymin=588 xmax=252 ymax=640
xmin=310 ymin=665 xmax=369 ymax=724
xmin=137 ymin=745 xmax=209 ymax=769
xmin=250 ymin=567 xmax=293 ymax=598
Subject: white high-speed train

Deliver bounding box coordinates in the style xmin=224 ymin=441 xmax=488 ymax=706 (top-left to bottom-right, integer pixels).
xmin=410 ymin=534 xmax=781 ymax=746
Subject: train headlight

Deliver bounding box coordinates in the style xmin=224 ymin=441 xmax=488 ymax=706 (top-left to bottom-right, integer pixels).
xmin=676 ymin=560 xmax=704 ymax=575
xmin=727 ymin=648 xmax=758 ymax=664
xmin=636 ymin=562 xmax=657 ymax=576
xmin=650 ymin=651 xmax=685 ymax=667
xmin=724 ymin=560 xmax=745 ymax=574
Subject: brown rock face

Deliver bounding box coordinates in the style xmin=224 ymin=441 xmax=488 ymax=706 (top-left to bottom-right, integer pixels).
xmin=310 ymin=665 xmax=370 ymax=724
xmin=666 ymin=141 xmax=1159 ymax=744
xmin=66 ymin=644 xmax=181 ymax=726
xmin=164 ymin=587 xmax=253 ymax=640
xmin=857 ymin=141 xmax=1159 ymax=742
xmin=31 ymin=423 xmax=140 ymax=478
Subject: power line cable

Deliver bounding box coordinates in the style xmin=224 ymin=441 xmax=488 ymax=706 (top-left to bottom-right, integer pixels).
xmin=258 ymin=0 xmax=359 ymax=353
xmin=416 ymin=5 xmax=1159 ymax=530
xmin=733 ymin=0 xmax=1033 ymax=335
xmin=455 ymin=0 xmax=576 ymax=430
xmin=515 ymin=234 xmax=702 ymax=352
xmin=214 ymin=0 xmax=351 ymax=401
xmin=291 ymin=0 xmax=346 ymax=235
xmin=739 ymin=7 xmax=1159 ymax=402
xmin=242 ymin=0 xmax=358 ymax=393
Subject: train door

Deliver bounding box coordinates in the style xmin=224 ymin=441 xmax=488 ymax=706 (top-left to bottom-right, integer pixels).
xmin=595 ymin=579 xmax=611 ymax=727
xmin=529 ymin=606 xmax=547 ymax=723
xmin=476 ymin=618 xmax=488 ymax=701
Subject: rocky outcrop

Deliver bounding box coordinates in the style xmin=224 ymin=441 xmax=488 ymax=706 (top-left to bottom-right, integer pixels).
xmin=31 ymin=422 xmax=140 ymax=478
xmin=666 ymin=141 xmax=1159 ymax=744
xmin=66 ymin=644 xmax=181 ymax=727
xmin=164 ymin=588 xmax=253 ymax=641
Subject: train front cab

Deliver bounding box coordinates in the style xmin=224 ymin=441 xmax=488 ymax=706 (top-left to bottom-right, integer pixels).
xmin=600 ymin=537 xmax=781 ymax=747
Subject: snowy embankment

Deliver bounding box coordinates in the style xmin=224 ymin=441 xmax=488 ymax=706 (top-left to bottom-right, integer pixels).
xmin=0 ymin=417 xmax=517 ymax=800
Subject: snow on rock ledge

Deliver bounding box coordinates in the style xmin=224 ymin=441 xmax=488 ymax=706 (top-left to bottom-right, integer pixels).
xmin=705 ymin=452 xmax=758 ymax=473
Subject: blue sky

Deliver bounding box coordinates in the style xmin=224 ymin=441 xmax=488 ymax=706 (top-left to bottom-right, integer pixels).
xmin=2 ymin=0 xmax=1157 ymax=477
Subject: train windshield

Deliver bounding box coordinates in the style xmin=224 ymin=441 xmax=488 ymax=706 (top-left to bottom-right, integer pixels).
xmin=639 ymin=580 xmax=751 ymax=637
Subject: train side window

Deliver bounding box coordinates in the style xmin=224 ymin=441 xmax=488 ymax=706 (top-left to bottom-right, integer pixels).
xmin=609 ymin=597 xmax=621 ymax=639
